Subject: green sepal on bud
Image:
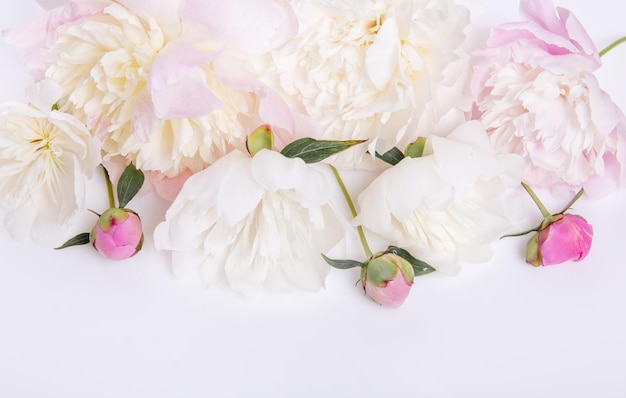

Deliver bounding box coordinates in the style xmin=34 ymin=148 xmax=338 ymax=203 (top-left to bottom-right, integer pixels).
xmin=385 ymin=246 xmax=436 ymax=277
xmin=405 ymin=137 xmax=426 ymax=158
xmin=247 ymin=124 xmax=274 ymax=156
xmin=539 ymin=214 xmax=563 ymax=230
xmin=361 ymin=252 xmax=415 ymax=287
xmin=321 ymin=246 xmax=435 ymax=277
xmin=92 ymin=207 xmax=132 ymax=231
xmin=525 ymin=233 xmax=541 ymax=267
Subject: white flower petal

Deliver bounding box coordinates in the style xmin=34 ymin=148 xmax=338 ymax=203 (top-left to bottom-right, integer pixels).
xmin=154 ymin=149 xmax=347 ymax=295
xmin=366 ymin=17 xmax=400 ymax=91
xmin=357 ymin=122 xmax=521 ymax=272
xmin=0 ymin=103 xmax=101 ymax=244
xmin=257 ymin=0 xmax=472 ymax=165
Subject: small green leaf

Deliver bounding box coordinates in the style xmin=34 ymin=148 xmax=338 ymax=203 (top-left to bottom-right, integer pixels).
xmin=117 ymin=163 xmax=145 ymax=208
xmin=281 ymin=138 xmax=365 ymax=163
xmin=321 ymin=254 xmax=367 ymax=269
xmin=51 ymin=103 xmax=60 ymax=111
xmin=54 ymin=232 xmax=91 ymax=250
xmin=375 ymin=147 xmax=405 ymax=166
xmin=385 ymin=246 xmax=435 ymax=277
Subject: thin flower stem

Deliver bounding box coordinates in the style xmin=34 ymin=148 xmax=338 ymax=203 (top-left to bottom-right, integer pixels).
xmin=101 ymin=164 xmax=116 ymax=208
xmin=521 ymin=181 xmax=551 ymax=219
xmin=559 ymin=188 xmax=585 ymax=214
xmin=600 ymin=36 xmax=626 ymax=57
xmin=329 ymin=165 xmax=373 ymax=258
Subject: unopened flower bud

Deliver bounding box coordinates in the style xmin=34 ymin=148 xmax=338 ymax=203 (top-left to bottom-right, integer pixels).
xmin=247 ymin=124 xmax=274 ymax=156
xmin=405 ymin=137 xmax=426 ymax=158
xmin=90 ymin=208 xmax=144 ymax=260
xmin=361 ymin=253 xmax=415 ymax=308
xmin=526 ymin=213 xmax=593 ymax=266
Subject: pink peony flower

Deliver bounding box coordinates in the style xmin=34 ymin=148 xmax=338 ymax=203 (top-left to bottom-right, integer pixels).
xmin=91 ymin=208 xmax=144 ymax=261
xmin=361 ymin=253 xmax=414 ymax=309
xmin=472 ymin=0 xmax=626 ymax=197
xmin=526 ymin=213 xmax=593 ymax=266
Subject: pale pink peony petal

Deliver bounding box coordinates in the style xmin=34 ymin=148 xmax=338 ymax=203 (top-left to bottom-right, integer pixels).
xmin=149 ymin=42 xmax=224 ymax=119
xmin=472 ymin=0 xmax=626 ymax=196
xmin=365 ymin=277 xmax=412 ymax=309
xmin=36 ymin=0 xmax=69 ymax=10
xmin=179 ymin=0 xmax=297 ymax=54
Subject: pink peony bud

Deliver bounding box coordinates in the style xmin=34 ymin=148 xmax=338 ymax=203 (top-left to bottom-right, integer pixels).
xmin=90 ymin=208 xmax=144 ymax=261
xmin=526 ymin=214 xmax=593 ymax=266
xmin=361 ymin=253 xmax=415 ymax=308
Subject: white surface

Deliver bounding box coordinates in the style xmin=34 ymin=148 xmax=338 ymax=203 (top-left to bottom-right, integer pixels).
xmin=1 ymin=1 xmax=626 ymax=397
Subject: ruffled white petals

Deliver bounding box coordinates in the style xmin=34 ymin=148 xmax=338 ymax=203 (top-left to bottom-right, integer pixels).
xmin=39 ymin=1 xmax=260 ymax=177
xmin=257 ymin=0 xmax=472 ymax=164
xmin=154 ymin=150 xmax=344 ymax=295
xmin=0 ymin=102 xmax=101 ymax=244
xmin=356 ymin=122 xmax=522 ymax=274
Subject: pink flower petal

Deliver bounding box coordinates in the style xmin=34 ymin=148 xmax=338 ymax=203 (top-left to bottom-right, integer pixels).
xmin=149 ymin=42 xmax=223 ymax=119
xmin=180 ymin=0 xmax=297 ymax=54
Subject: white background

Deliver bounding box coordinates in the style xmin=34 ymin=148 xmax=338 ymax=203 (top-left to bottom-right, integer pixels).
xmin=1 ymin=1 xmax=626 ymax=397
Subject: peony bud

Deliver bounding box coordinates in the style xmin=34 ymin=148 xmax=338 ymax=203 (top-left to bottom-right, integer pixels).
xmin=90 ymin=208 xmax=144 ymax=261
xmin=526 ymin=214 xmax=593 ymax=267
xmin=361 ymin=253 xmax=415 ymax=308
xmin=247 ymin=124 xmax=274 ymax=156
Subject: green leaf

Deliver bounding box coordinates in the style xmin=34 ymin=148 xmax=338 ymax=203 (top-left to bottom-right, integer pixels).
xmin=385 ymin=246 xmax=436 ymax=277
xmin=54 ymin=232 xmax=91 ymax=250
xmin=375 ymin=147 xmax=405 ymax=166
xmin=321 ymin=254 xmax=367 ymax=269
xmin=117 ymin=163 xmax=145 ymax=208
xmin=281 ymin=138 xmax=365 ymax=163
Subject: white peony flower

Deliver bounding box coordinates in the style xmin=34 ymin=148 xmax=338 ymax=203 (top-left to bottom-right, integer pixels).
xmin=153 ymin=149 xmax=346 ymax=295
xmin=44 ymin=1 xmax=254 ymax=177
xmin=257 ymin=0 xmax=472 ymax=163
xmin=355 ymin=121 xmax=523 ymax=274
xmin=0 ymin=82 xmax=101 ymax=244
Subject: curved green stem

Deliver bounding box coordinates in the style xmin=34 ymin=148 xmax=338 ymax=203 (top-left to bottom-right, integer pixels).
xmin=559 ymin=188 xmax=585 ymax=214
xmin=101 ymin=165 xmax=116 ymax=208
xmin=600 ymin=36 xmax=626 ymax=57
xmin=329 ymin=165 xmax=373 ymax=258
xmin=521 ymin=182 xmax=551 ymax=219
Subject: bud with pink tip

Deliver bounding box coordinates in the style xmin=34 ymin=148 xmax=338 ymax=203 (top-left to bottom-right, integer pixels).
xmin=526 ymin=213 xmax=593 ymax=266
xmin=90 ymin=208 xmax=144 ymax=260
xmin=361 ymin=253 xmax=415 ymax=308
